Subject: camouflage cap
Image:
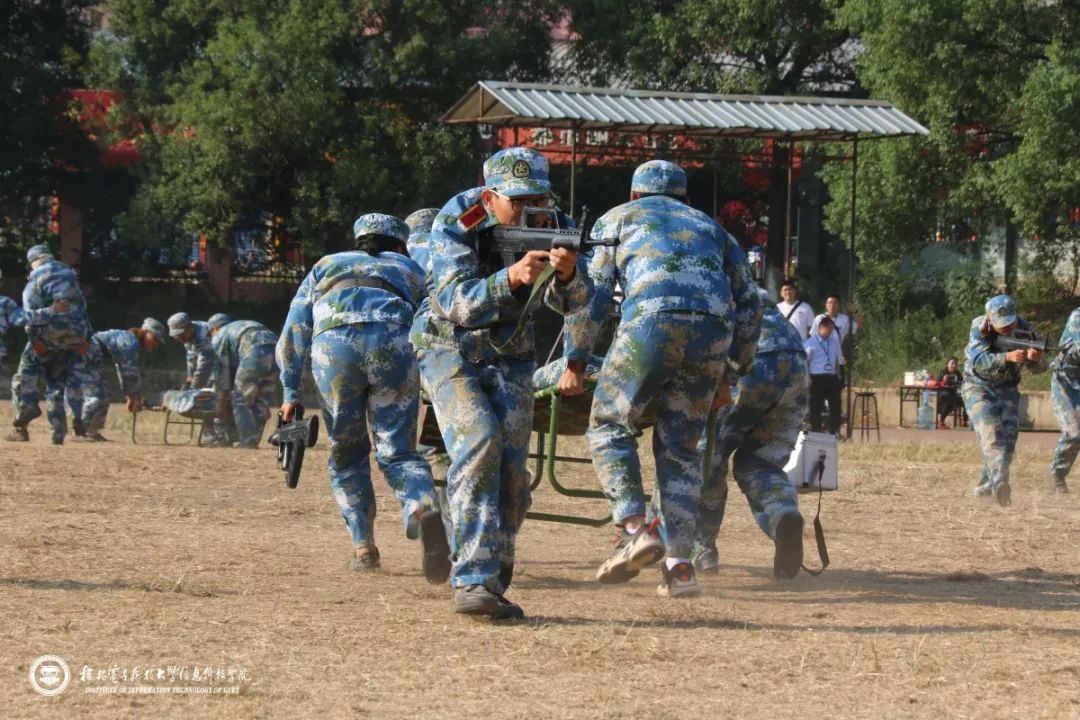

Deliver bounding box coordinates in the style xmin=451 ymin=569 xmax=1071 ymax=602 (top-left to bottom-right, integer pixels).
xmin=207 ymin=313 xmax=232 ymax=331
xmin=142 ymin=317 xmax=167 ymax=345
xmin=404 ymin=208 xmax=440 ymax=234
xmin=631 ymin=160 xmax=688 ymax=197
xmin=986 ymin=294 xmax=1017 ymax=330
xmin=26 ymin=245 xmax=54 ymax=264
xmin=483 ymin=147 xmax=551 ymax=198
xmin=167 ymin=311 xmax=192 ymax=338
xmin=352 ymin=213 xmax=409 ymax=242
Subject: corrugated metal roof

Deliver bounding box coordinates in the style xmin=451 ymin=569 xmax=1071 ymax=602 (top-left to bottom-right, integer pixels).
xmin=441 ymin=81 xmax=928 ymax=141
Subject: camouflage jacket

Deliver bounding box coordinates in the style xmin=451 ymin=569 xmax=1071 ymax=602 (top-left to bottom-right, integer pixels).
xmin=23 ymin=259 xmax=91 ymax=351
xmin=964 ymin=315 xmax=1047 ymax=386
xmin=1053 ymin=308 xmax=1080 ymax=373
xmin=87 ymin=329 xmax=142 ymax=395
xmin=213 ymin=320 xmax=276 ymax=391
xmin=757 ymin=306 xmax=807 ymax=355
xmin=411 ymin=187 xmax=591 ymax=360
xmin=276 ymin=251 xmax=424 ymax=401
xmin=564 ymin=195 xmax=761 ymax=369
xmin=184 ymin=320 xmax=217 ymax=388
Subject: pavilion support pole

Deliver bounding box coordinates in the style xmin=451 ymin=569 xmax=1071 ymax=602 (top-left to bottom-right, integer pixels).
xmin=570 ymin=123 xmax=578 ymax=217
xmin=846 ymin=138 xmax=858 ymax=439
xmin=784 ymin=140 xmax=794 ymax=279
xmin=712 ymin=164 xmax=719 ymax=217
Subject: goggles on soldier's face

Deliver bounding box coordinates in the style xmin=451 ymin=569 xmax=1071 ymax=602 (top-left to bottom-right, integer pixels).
xmin=491 ymin=190 xmax=552 ymax=211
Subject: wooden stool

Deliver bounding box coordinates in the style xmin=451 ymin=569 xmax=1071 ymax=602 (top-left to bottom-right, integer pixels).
xmin=853 ymin=390 xmax=880 ymax=442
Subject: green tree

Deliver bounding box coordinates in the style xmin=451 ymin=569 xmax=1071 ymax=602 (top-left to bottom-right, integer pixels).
xmin=93 ymin=0 xmax=561 ymax=252
xmin=0 ymin=0 xmax=96 ymax=254
xmin=564 ymin=0 xmax=855 ymax=94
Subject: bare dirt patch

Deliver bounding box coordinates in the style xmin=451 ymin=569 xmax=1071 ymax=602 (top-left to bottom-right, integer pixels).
xmin=1 ymin=402 xmax=1078 ymax=718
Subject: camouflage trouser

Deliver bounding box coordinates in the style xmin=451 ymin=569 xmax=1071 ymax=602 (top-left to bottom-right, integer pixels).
xmin=72 ymin=359 xmax=111 ymax=433
xmin=588 ymin=311 xmax=732 ymax=559
xmin=314 ymin=324 xmax=436 ymax=549
xmin=961 ymin=379 xmax=1020 ymax=495
xmin=229 ymin=342 xmax=278 ymax=447
xmin=1050 ymin=371 xmax=1080 ymax=482
xmin=12 ymin=343 xmax=86 ymax=441
xmin=417 ymin=344 xmax=533 ymax=593
xmin=532 ymin=354 xmax=605 ymax=390
xmin=695 ymin=351 xmax=808 ymax=551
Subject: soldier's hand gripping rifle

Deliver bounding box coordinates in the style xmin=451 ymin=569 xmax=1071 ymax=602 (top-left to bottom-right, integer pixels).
xmin=268 ymin=406 xmax=319 ymax=489
xmin=992 ymin=329 xmax=1058 ymax=355
xmin=490 ymin=206 xmax=617 ymax=266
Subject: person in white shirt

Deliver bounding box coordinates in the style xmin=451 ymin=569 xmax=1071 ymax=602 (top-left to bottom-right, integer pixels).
xmin=777 ymin=280 xmax=815 ymax=339
xmin=810 ymin=294 xmax=862 ymax=363
xmin=804 ymin=316 xmax=843 ymax=434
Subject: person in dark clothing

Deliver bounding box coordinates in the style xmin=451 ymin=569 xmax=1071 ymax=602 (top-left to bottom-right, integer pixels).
xmin=937 ymin=356 xmax=964 ymax=429
xmin=804 ymin=316 xmax=843 ymax=434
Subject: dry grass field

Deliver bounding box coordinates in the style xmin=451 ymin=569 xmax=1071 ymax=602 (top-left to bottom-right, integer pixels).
xmin=1 ymin=401 xmax=1078 ymax=719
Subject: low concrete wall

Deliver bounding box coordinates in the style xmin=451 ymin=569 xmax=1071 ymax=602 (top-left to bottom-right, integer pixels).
xmin=859 ymin=386 xmax=1060 ymax=432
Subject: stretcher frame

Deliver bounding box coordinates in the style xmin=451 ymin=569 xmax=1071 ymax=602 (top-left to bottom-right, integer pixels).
xmin=129 ymin=408 xmax=206 ymax=446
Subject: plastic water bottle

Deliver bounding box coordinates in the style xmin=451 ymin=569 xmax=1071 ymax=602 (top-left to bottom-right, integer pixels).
xmin=917 ymin=392 xmax=934 ymax=430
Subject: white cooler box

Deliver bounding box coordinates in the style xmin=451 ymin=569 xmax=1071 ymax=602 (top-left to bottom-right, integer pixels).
xmin=784 ymin=431 xmax=838 ymax=493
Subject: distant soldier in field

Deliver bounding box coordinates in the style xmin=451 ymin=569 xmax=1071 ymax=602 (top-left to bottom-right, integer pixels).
xmin=561 ymin=160 xmax=761 ymax=598
xmin=0 ymin=268 xmax=27 ymax=384
xmin=277 ymin=213 xmax=449 ymax=581
xmin=8 ymin=245 xmax=91 ymax=445
xmin=694 ymin=287 xmax=808 ymax=579
xmin=73 ymin=319 xmax=167 ymax=442
xmin=1049 ymin=306 xmax=1080 ymax=494
xmin=212 ymin=318 xmax=278 ymax=448
xmin=961 ymin=295 xmax=1045 ymax=506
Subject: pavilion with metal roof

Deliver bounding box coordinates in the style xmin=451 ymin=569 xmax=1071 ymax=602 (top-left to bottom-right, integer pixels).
xmin=442 ymin=80 xmax=929 ymax=437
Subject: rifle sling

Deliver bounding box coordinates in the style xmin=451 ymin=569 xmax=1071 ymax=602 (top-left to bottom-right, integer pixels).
xmin=489 ymin=264 xmax=556 ymax=355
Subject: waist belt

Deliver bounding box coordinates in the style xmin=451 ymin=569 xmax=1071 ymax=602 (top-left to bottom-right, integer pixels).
xmin=325 ymin=277 xmax=411 ymax=305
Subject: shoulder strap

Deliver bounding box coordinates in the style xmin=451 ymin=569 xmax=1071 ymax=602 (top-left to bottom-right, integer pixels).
xmin=784 ymin=299 xmax=803 ymax=320
xmin=801 ymin=456 xmax=831 ymax=577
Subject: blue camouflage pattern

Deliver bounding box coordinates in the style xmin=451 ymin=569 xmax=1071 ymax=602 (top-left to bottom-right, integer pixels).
xmin=1050 ymin=308 xmax=1080 ymax=483
xmin=412 ymin=181 xmax=590 ymax=593
xmin=308 ymin=324 xmax=436 ymax=548
xmin=277 ymin=250 xmax=425 ymax=404
xmin=213 ymin=320 xmax=278 ymax=447
xmin=483 ymin=147 xmax=551 ymax=197
xmin=11 ymin=343 xmax=86 ymax=441
xmin=76 ymin=329 xmax=143 ymax=433
xmin=0 ymin=296 xmax=26 ymax=365
xmin=353 ymin=212 xmax=410 ymax=242
xmin=590 ymin=312 xmax=733 ymax=559
xmin=22 ymin=258 xmax=90 ymax=351
xmin=412 ymin=186 xmax=591 ymax=359
xmin=563 ymin=194 xmax=761 ymax=367
xmin=630 ymin=159 xmax=688 ymax=196
xmin=404 ymin=208 xmax=439 ymax=234
xmin=962 ymin=312 xmax=1046 ymax=495
xmin=181 ymin=320 xmax=217 ymax=388
xmin=694 ymin=307 xmax=807 ymax=552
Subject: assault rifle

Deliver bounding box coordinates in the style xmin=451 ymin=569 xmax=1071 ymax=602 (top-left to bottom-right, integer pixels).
xmin=490 ymin=206 xmax=616 ymax=266
xmin=992 ymin=329 xmax=1057 ymax=355
xmin=269 ymin=406 xmax=319 ymax=489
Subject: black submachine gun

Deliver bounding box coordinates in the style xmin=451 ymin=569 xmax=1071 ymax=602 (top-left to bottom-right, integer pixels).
xmin=490 ymin=206 xmax=617 ymax=267
xmin=269 ymin=406 xmax=319 ymax=489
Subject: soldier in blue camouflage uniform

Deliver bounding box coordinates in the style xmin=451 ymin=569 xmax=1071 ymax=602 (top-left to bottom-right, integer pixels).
xmin=167 ymin=312 xmax=225 ymax=443
xmin=413 ymin=147 xmax=590 ymax=619
xmin=560 ymin=160 xmax=762 ymax=598
xmin=0 ymin=268 xmax=27 ymax=382
xmin=278 ymin=213 xmax=449 ymax=580
xmin=167 ymin=312 xmax=217 ymax=389
xmin=7 ymin=245 xmax=92 ymax=444
xmin=961 ymin=295 xmax=1046 ymax=506
xmin=1049 ymin=307 xmax=1080 ymax=494
xmin=73 ymin=319 xmax=167 ymax=442
xmin=406 ymin=207 xmax=456 ymax=541
xmin=693 ymin=288 xmax=807 ymax=579
xmin=212 ymin=318 xmax=278 ymax=448
xmin=207 ymin=313 xmax=232 ymax=333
